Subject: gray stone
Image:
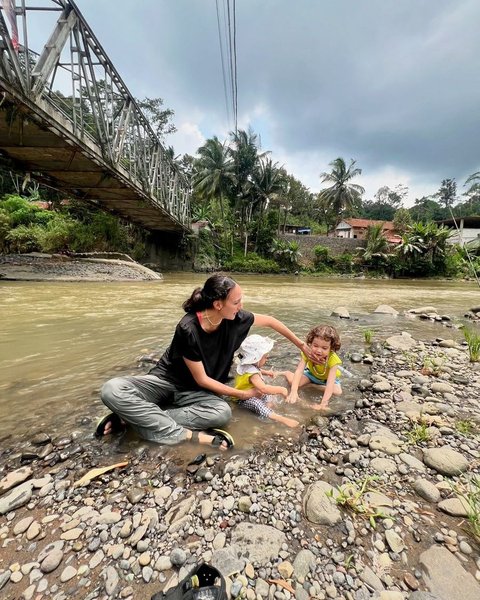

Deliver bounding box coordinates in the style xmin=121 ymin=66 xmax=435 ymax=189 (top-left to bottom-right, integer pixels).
xmin=374 ymin=305 xmax=399 ymax=315
xmin=412 ymin=479 xmax=440 ymax=503
xmin=0 ymin=466 xmax=33 ymax=494
xmin=437 ymin=497 xmax=469 ymax=517
xmin=423 ymin=447 xmax=469 ymax=476
xmin=0 ymin=481 xmax=33 ymax=514
xmin=331 ymin=306 xmax=350 ymax=319
xmin=230 ymin=522 xmax=287 ymax=565
xmin=419 ymin=545 xmax=480 ymax=600
xmin=292 ymin=549 xmax=315 ymax=579
xmin=303 ymin=481 xmax=342 ymax=525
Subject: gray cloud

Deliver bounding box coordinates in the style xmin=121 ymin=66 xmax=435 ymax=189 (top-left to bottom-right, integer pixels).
xmin=76 ymin=1 xmax=480 ymax=195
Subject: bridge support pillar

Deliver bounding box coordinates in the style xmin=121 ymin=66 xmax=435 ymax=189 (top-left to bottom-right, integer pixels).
xmin=145 ymin=231 xmax=192 ymax=272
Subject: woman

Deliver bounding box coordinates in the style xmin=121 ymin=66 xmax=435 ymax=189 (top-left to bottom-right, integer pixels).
xmin=99 ymin=273 xmax=309 ymax=448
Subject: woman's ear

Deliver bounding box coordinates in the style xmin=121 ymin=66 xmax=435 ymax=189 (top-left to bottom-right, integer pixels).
xmin=212 ymin=299 xmax=223 ymax=311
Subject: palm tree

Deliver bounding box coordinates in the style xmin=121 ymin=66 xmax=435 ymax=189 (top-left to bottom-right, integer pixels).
xmin=250 ymin=158 xmax=287 ymax=252
xmin=359 ymin=223 xmax=390 ymax=269
xmin=318 ymin=158 xmax=365 ymax=228
xmin=193 ymin=137 xmax=235 ymax=223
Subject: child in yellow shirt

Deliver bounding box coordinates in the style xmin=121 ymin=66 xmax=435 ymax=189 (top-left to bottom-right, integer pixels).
xmin=235 ymin=334 xmax=299 ymax=428
xmin=286 ymin=325 xmax=342 ymax=409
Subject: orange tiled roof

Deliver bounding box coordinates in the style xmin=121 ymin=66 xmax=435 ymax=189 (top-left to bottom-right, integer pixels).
xmin=343 ymin=218 xmax=395 ymax=230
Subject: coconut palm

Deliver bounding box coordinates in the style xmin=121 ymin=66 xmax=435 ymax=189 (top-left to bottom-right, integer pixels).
xmin=193 ymin=137 xmax=235 ymax=223
xmin=318 ymin=157 xmax=365 ymax=227
xmin=359 ymin=223 xmax=390 ymax=269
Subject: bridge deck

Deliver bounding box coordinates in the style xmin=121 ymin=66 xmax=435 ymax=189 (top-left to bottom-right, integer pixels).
xmin=0 ymin=98 xmax=186 ymax=232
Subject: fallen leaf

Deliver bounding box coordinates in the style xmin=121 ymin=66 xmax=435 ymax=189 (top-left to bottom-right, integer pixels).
xmin=73 ymin=461 xmax=128 ymax=488
xmin=268 ymin=579 xmax=295 ymax=594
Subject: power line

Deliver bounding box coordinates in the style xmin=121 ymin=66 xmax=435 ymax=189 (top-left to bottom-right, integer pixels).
xmin=215 ymin=0 xmax=231 ymax=126
xmin=215 ymin=0 xmax=238 ymax=134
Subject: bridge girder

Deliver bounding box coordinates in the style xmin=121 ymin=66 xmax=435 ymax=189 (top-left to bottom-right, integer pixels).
xmin=0 ymin=0 xmax=191 ymax=233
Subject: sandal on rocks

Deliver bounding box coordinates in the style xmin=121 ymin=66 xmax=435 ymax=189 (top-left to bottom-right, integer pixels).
xmin=95 ymin=413 xmax=126 ymax=437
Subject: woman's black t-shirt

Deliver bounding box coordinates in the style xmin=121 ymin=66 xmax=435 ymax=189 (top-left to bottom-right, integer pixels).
xmin=149 ymin=309 xmax=254 ymax=390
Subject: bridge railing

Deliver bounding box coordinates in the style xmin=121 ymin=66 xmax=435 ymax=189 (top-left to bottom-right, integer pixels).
xmin=0 ymin=0 xmax=190 ymax=228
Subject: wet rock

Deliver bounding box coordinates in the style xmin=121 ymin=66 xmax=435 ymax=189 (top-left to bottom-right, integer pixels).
xmin=0 ymin=481 xmax=33 ymax=515
xmin=0 ymin=466 xmax=33 ymax=494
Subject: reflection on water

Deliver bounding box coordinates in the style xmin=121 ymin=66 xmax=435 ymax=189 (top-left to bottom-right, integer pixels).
xmin=0 ymin=274 xmax=478 ymax=444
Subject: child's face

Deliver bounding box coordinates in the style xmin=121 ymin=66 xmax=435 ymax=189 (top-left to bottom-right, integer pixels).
xmin=309 ymin=337 xmax=331 ymax=363
xmin=258 ymin=353 xmax=268 ymax=367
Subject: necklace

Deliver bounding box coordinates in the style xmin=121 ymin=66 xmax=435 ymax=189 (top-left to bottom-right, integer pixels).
xmin=203 ymin=310 xmax=222 ymax=327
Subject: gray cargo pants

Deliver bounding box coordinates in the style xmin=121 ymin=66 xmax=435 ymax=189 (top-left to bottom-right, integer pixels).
xmin=100 ymin=374 xmax=232 ymax=445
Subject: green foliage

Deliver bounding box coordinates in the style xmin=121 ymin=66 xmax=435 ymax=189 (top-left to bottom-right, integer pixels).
xmin=0 ymin=210 xmax=10 ymax=251
xmin=223 ymin=252 xmax=280 ymax=273
xmin=5 ymin=224 xmax=41 ymax=253
xmin=455 ymin=419 xmax=478 ymax=437
xmin=358 ymin=223 xmax=390 ymax=269
xmin=36 ymin=217 xmax=74 ymax=253
xmin=394 ymin=221 xmax=453 ymax=276
xmin=326 ymin=476 xmax=389 ymax=527
xmin=363 ymin=329 xmax=374 ymax=344
xmin=463 ymin=326 xmax=480 ymax=362
xmin=453 ymin=476 xmax=480 ymax=543
xmin=270 ymin=239 xmax=301 ymax=271
xmin=334 ymin=252 xmax=356 ymax=273
xmin=404 ymin=420 xmax=431 ymax=444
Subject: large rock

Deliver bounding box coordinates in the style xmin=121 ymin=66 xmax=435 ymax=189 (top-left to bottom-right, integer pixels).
xmin=422 ymin=447 xmax=469 ymax=476
xmin=303 ymin=481 xmax=342 ymax=525
xmin=230 ymin=522 xmax=286 ymax=565
xmin=419 ymin=545 xmax=480 ymax=600
xmin=385 ymin=332 xmax=417 ymax=351
xmin=0 ymin=481 xmax=33 ymax=515
xmin=331 ymin=306 xmax=350 ymax=319
xmin=0 ymin=466 xmax=33 ymax=495
xmin=374 ymin=305 xmax=399 ymax=315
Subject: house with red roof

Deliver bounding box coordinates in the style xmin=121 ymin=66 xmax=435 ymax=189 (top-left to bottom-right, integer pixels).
xmin=332 ymin=218 xmax=401 ymax=244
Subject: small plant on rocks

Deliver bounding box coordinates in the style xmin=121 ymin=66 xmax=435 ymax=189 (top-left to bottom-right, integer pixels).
xmin=463 ymin=326 xmax=480 ymax=362
xmin=454 ymin=476 xmax=480 ymax=543
xmin=363 ymin=329 xmax=374 ymax=345
xmin=327 ymin=475 xmax=389 ymax=528
xmin=404 ymin=420 xmax=431 ymax=444
xmin=455 ymin=419 xmax=478 ymax=437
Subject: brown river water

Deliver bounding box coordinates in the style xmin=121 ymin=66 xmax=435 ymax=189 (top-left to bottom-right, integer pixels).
xmin=0 ymin=274 xmax=478 ymax=452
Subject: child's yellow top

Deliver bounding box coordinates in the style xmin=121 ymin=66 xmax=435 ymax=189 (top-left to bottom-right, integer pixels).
xmin=301 ymin=351 xmax=342 ymax=379
xmin=233 ymin=365 xmax=260 ymax=401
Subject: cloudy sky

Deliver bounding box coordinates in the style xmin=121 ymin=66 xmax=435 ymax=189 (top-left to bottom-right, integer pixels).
xmin=42 ymin=1 xmax=480 ymax=205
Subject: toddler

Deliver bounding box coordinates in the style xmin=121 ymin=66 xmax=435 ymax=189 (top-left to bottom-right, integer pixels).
xmin=286 ymin=325 xmax=342 ymax=409
xmin=235 ymin=334 xmax=299 ymax=428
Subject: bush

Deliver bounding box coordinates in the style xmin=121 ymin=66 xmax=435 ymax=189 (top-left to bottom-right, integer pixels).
xmin=5 ymin=224 xmax=41 ymax=253
xmin=223 ymin=252 xmax=280 ymax=273
xmin=36 ymin=217 xmax=74 ymax=253
xmin=335 ymin=252 xmax=356 ymax=273
xmin=313 ymin=245 xmax=335 ymax=271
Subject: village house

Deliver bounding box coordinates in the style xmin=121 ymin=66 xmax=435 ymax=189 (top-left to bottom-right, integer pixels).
xmin=332 ymin=218 xmax=401 ymax=244
xmin=436 ymin=216 xmax=480 ymax=247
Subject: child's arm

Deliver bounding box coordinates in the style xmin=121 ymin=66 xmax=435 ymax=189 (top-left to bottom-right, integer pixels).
xmin=249 ymin=373 xmax=288 ymax=398
xmin=314 ymin=366 xmax=337 ymax=409
xmin=260 ymin=368 xmax=275 ymax=378
xmin=286 ymin=357 xmax=306 ymax=403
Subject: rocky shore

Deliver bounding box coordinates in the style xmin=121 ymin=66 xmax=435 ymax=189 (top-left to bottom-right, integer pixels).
xmin=0 ymin=253 xmax=162 ymax=281
xmin=1 ymin=324 xmax=480 ymax=600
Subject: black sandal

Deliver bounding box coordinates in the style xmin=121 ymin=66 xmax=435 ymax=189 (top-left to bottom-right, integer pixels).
xmin=95 ymin=413 xmax=126 ymax=437
xmin=190 ymin=429 xmax=235 ymax=448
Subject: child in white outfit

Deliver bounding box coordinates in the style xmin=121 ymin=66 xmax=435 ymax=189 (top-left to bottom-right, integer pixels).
xmin=234 ymin=335 xmax=299 ymax=428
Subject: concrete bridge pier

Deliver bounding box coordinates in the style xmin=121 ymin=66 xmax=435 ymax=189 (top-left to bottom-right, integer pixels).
xmin=144 ymin=231 xmax=192 ymax=272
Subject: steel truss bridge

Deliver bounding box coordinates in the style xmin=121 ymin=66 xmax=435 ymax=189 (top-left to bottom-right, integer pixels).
xmin=0 ymin=0 xmax=190 ymax=232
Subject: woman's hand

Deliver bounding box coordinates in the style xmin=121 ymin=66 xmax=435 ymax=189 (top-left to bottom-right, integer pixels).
xmin=301 ymin=342 xmax=315 ymax=361
xmin=240 ymin=388 xmax=259 ymax=401
xmin=275 ymin=386 xmax=288 ymax=398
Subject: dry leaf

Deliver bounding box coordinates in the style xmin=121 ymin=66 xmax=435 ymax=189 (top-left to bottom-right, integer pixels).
xmin=268 ymin=579 xmax=295 ymax=594
xmin=73 ymin=461 xmax=128 ymax=488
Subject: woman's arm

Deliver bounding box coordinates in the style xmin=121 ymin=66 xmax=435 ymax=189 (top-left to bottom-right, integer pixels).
xmin=253 ymin=314 xmax=310 ymax=355
xmin=249 ymin=373 xmax=288 ymax=397
xmin=286 ymin=358 xmax=306 ymax=403
xmin=184 ymin=358 xmax=256 ymax=400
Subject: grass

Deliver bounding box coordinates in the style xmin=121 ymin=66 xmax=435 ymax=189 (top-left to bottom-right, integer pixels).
xmin=455 ymin=419 xmax=478 ymax=437
xmin=454 ymin=476 xmax=480 ymax=543
xmin=405 ymin=421 xmax=431 ymax=444
xmin=326 ymin=475 xmax=389 ymax=528
xmin=363 ymin=329 xmax=374 ymax=344
xmin=463 ymin=326 xmax=480 ymax=362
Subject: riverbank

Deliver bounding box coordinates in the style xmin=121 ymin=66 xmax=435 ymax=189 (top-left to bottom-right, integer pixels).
xmin=0 ymin=331 xmax=479 ymax=600
xmin=0 ymin=253 xmax=162 ymax=281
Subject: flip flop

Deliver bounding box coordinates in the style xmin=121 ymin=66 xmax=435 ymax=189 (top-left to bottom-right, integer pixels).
xmin=95 ymin=413 xmax=126 ymax=437
xmin=205 ymin=428 xmax=235 ymax=449
xmin=186 ymin=453 xmax=207 ymax=474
